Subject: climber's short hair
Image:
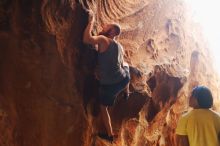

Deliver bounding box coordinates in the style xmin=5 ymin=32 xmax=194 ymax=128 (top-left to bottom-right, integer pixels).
xmin=111 ymin=23 xmax=121 ymax=36
xmin=192 ymin=86 xmax=213 ymax=108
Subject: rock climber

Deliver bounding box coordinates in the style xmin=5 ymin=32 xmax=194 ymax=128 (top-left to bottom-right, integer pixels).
xmin=83 ymin=10 xmax=141 ymax=143
xmin=176 ymin=86 xmax=220 ymax=146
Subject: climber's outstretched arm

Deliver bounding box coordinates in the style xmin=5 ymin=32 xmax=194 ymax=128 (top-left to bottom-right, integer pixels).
xmin=83 ymin=12 xmax=95 ymax=44
xmin=83 ymin=11 xmax=106 ymax=48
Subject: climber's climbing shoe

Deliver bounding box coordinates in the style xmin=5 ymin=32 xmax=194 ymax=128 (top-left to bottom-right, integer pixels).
xmin=97 ymin=133 xmax=114 ymax=143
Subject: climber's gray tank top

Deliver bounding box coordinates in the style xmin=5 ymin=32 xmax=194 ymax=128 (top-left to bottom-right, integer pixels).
xmin=98 ymin=41 xmax=126 ymax=85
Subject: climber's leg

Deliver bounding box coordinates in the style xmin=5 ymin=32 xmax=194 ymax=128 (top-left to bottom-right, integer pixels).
xmin=98 ymin=86 xmax=117 ymax=141
xmin=100 ymin=105 xmax=113 ymax=136
xmin=124 ymin=82 xmax=130 ymax=100
xmin=122 ymin=64 xmax=131 ymax=99
xmin=129 ymin=66 xmax=143 ymax=78
xmin=99 ymin=72 xmax=130 ymax=106
xmin=123 ymin=61 xmax=129 ymax=68
xmin=123 ymin=61 xmax=143 ymax=78
xmin=122 ymin=62 xmax=143 ymax=99
xmin=98 ymin=69 xmax=130 ymax=141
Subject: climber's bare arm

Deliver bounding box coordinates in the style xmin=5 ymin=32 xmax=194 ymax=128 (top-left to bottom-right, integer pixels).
xmin=83 ymin=11 xmax=108 ymax=50
xmin=176 ymin=135 xmax=189 ymax=146
xmin=82 ymin=14 xmax=97 ymax=45
xmin=120 ymin=45 xmax=129 ymax=68
xmin=83 ymin=20 xmax=106 ymax=47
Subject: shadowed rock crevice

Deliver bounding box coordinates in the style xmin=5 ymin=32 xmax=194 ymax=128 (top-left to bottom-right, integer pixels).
xmin=147 ymin=76 xmax=157 ymax=92
xmin=145 ymin=66 xmax=184 ymax=122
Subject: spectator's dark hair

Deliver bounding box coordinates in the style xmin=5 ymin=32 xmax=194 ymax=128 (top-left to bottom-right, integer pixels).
xmin=192 ymin=86 xmax=213 ymax=108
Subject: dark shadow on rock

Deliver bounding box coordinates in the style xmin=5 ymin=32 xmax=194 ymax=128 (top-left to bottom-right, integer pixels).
xmin=145 ymin=98 xmax=160 ymax=122
xmin=111 ymin=92 xmax=149 ymax=129
xmin=146 ymin=72 xmax=184 ymax=122
xmin=82 ymin=74 xmax=100 ymax=117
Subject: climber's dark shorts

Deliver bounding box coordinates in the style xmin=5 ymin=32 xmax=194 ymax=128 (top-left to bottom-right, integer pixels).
xmin=99 ymin=66 xmax=130 ymax=106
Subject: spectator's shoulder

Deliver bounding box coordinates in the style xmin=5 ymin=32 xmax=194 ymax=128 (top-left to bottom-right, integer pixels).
xmin=209 ymin=109 xmax=220 ymax=122
xmin=210 ymin=109 xmax=220 ymax=116
xmin=176 ymin=111 xmax=190 ymax=135
xmin=178 ymin=111 xmax=191 ymax=125
xmin=181 ymin=110 xmax=191 ymax=118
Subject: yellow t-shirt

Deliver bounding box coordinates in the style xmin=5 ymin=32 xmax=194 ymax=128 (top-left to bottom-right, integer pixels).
xmin=176 ymin=109 xmax=220 ymax=146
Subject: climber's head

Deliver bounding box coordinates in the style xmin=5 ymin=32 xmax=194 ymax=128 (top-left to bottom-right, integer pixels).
xmin=99 ymin=23 xmax=121 ymax=38
xmin=189 ymin=86 xmax=213 ymax=109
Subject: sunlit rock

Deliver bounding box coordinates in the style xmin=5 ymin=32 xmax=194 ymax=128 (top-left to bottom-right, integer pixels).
xmin=0 ymin=0 xmax=219 ymax=146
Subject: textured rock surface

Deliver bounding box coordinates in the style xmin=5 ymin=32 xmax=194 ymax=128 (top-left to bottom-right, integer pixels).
xmin=0 ymin=0 xmax=220 ymax=146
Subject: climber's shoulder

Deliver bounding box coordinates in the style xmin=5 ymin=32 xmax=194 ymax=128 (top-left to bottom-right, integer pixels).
xmin=86 ymin=35 xmax=108 ymax=46
xmin=96 ymin=35 xmax=110 ymax=45
xmin=85 ymin=34 xmax=113 ymax=52
xmin=92 ymin=35 xmax=113 ymax=52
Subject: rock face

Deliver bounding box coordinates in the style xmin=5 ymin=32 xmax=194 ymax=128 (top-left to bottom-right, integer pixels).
xmin=0 ymin=0 xmax=219 ymax=146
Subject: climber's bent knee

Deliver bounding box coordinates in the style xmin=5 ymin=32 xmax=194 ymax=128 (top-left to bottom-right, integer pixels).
xmin=99 ymin=74 xmax=130 ymax=106
xmin=123 ymin=66 xmax=130 ymax=79
xmin=123 ymin=62 xmax=129 ymax=68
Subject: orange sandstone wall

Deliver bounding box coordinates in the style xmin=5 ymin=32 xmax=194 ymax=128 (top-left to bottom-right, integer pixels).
xmin=0 ymin=0 xmax=219 ymax=146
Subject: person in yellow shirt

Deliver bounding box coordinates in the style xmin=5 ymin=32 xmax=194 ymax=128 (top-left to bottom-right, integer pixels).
xmin=176 ymin=86 xmax=220 ymax=146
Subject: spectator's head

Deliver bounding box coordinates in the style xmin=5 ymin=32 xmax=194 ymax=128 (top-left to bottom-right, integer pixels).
xmin=189 ymin=86 xmax=213 ymax=109
xmin=99 ymin=23 xmax=121 ymax=38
